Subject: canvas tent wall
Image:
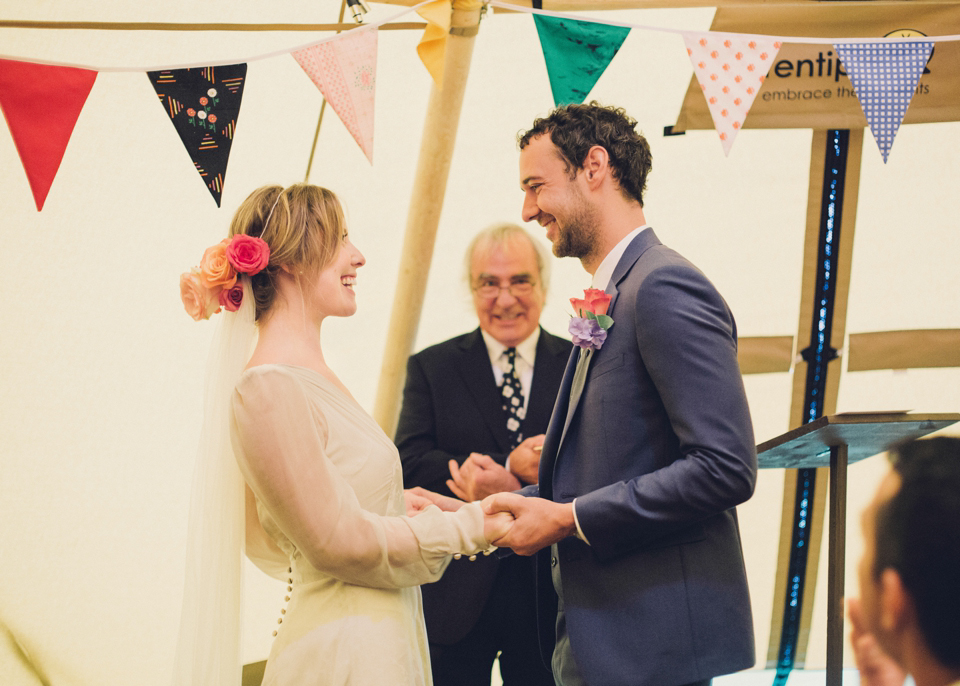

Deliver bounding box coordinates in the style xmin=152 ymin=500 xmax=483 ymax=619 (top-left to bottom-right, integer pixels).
xmin=1 ymin=1 xmax=958 ymax=684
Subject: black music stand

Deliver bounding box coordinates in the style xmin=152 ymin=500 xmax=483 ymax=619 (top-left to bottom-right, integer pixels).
xmin=757 ymin=412 xmax=960 ymax=686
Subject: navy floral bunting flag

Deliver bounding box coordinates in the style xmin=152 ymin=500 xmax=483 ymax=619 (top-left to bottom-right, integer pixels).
xmin=147 ymin=64 xmax=247 ymax=206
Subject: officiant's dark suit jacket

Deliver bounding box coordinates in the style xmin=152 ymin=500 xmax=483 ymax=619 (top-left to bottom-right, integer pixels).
xmin=396 ymin=327 xmax=570 ymax=682
xmin=525 ymin=228 xmax=757 ymax=686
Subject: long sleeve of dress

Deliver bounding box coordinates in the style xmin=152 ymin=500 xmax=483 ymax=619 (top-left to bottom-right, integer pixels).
xmin=230 ymin=366 xmax=491 ymax=590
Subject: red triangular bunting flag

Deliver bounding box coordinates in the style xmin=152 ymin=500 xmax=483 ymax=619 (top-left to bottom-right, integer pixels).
xmin=682 ymin=33 xmax=782 ymax=156
xmin=0 ymin=59 xmax=97 ymax=211
xmin=293 ymin=28 xmax=378 ymax=163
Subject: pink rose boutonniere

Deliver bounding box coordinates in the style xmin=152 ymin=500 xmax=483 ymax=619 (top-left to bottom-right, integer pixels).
xmin=179 ymin=235 xmax=270 ymax=321
xmin=569 ymin=288 xmax=614 ymax=351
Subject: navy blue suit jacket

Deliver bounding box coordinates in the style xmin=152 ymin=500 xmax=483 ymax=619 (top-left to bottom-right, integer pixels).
xmin=527 ymin=229 xmax=757 ymax=686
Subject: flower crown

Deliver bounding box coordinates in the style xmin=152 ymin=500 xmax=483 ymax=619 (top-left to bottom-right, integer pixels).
xmin=179 ymin=235 xmax=270 ymax=321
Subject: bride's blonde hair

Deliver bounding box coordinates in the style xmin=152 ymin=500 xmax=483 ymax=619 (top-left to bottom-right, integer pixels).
xmin=229 ymin=183 xmax=345 ymax=321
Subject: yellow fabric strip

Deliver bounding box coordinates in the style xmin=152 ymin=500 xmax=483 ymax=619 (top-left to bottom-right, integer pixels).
xmin=416 ymin=0 xmax=453 ymax=87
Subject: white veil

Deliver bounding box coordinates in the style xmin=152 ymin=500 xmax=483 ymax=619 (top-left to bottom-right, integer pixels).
xmin=172 ymin=276 xmax=257 ymax=685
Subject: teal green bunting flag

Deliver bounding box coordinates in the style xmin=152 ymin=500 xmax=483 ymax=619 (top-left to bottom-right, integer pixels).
xmin=533 ymin=15 xmax=631 ymax=107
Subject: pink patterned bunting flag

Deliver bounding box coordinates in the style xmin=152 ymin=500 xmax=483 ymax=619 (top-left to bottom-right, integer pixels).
xmin=294 ymin=28 xmax=378 ymax=163
xmin=682 ymin=32 xmax=782 ymax=156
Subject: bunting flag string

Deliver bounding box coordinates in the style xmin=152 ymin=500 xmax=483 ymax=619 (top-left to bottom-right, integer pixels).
xmin=682 ymin=33 xmax=782 ymax=156
xmin=0 ymin=59 xmax=97 ymax=210
xmin=533 ymin=14 xmax=631 ymax=107
xmin=148 ymin=64 xmax=248 ymax=206
xmin=488 ymin=1 xmax=960 ymax=46
xmin=294 ymin=26 xmax=378 ymax=163
xmin=2 ymin=0 xmax=959 ymax=211
xmin=834 ymin=41 xmax=935 ymax=163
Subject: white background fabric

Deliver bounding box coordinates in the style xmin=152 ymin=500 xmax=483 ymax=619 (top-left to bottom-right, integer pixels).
xmin=0 ymin=3 xmax=958 ymax=684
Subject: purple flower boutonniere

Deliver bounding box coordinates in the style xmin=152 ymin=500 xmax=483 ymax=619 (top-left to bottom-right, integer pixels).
xmin=569 ymin=288 xmax=614 ymax=351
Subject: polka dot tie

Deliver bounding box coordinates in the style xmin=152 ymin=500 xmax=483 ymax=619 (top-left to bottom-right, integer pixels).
xmin=501 ymin=347 xmax=526 ymax=449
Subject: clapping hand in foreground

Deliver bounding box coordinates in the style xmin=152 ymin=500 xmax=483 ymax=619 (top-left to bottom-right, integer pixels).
xmin=847 ymin=597 xmax=907 ymax=686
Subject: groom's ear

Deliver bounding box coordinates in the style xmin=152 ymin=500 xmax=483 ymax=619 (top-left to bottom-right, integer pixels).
xmin=581 ymin=146 xmax=609 ymax=188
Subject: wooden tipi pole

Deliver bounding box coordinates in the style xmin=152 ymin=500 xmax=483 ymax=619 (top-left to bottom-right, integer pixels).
xmin=372 ymin=1 xmax=483 ymax=434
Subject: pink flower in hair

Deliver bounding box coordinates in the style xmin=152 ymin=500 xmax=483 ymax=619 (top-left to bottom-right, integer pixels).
xmin=198 ymin=239 xmax=237 ymax=290
xmin=219 ymin=283 xmax=244 ymax=312
xmin=180 ymin=270 xmax=221 ymax=321
xmin=226 ymin=235 xmax=270 ymax=275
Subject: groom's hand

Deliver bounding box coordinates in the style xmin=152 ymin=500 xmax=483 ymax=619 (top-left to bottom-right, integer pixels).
xmin=481 ymin=493 xmax=576 ymax=556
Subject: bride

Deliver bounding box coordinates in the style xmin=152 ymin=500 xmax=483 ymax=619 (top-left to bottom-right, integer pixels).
xmin=174 ymin=183 xmax=512 ymax=685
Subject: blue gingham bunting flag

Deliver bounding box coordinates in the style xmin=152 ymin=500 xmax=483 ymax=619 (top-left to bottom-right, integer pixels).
xmin=834 ymin=41 xmax=933 ymax=163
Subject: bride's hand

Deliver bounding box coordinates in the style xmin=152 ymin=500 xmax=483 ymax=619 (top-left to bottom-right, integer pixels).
xmin=404 ymin=487 xmax=464 ymax=513
xmin=404 ymin=489 xmax=435 ymax=516
xmin=483 ymin=510 xmax=515 ymax=544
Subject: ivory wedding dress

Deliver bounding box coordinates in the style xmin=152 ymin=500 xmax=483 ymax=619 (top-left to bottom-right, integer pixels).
xmin=230 ymin=365 xmax=490 ymax=686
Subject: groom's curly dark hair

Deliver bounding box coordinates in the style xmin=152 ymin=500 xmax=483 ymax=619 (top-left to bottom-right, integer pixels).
xmin=518 ymin=101 xmax=652 ymax=207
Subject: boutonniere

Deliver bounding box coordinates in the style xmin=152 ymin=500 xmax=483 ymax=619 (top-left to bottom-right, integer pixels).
xmin=568 ymin=288 xmax=614 ymax=351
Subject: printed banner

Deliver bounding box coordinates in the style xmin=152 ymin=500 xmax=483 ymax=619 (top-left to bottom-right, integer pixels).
xmin=672 ymin=5 xmax=960 ymax=133
xmin=834 ymin=41 xmax=934 ymax=162
xmin=0 ymin=59 xmax=97 ymax=211
xmin=294 ymin=28 xmax=378 ymax=163
xmin=682 ymin=33 xmax=782 ymax=155
xmin=147 ymin=64 xmax=247 ymax=207
xmin=533 ymin=14 xmax=631 ymax=107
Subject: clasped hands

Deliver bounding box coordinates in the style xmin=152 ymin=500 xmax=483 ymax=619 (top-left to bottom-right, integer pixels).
xmin=404 ymin=487 xmax=576 ymax=556
xmin=404 ymin=432 xmax=576 ymax=555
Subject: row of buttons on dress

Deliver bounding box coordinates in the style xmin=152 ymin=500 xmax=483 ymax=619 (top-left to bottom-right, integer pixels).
xmin=452 ymin=549 xmax=496 ymax=561
xmin=273 ymin=566 xmax=293 ymax=637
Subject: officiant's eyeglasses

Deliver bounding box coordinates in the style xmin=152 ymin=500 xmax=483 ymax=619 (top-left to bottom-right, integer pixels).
xmin=473 ymin=276 xmax=537 ymax=299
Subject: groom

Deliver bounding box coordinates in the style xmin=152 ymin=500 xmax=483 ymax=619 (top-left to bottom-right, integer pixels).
xmin=482 ymin=103 xmax=758 ymax=686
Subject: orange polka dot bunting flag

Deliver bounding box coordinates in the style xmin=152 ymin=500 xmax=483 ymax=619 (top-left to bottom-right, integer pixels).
xmin=293 ymin=27 xmax=378 ymax=164
xmin=833 ymin=41 xmax=934 ymax=163
xmin=682 ymin=33 xmax=782 ymax=156
xmin=147 ymin=64 xmax=247 ymax=207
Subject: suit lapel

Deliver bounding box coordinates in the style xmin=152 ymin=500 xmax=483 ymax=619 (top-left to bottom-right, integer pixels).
xmin=538 ymin=347 xmax=579 ymax=500
xmin=545 ymin=229 xmax=664 ymax=483
xmin=456 ymin=329 xmax=512 ymax=454
xmin=607 ymin=227 xmax=661 ymax=312
xmin=526 ymin=329 xmax=572 ymax=431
